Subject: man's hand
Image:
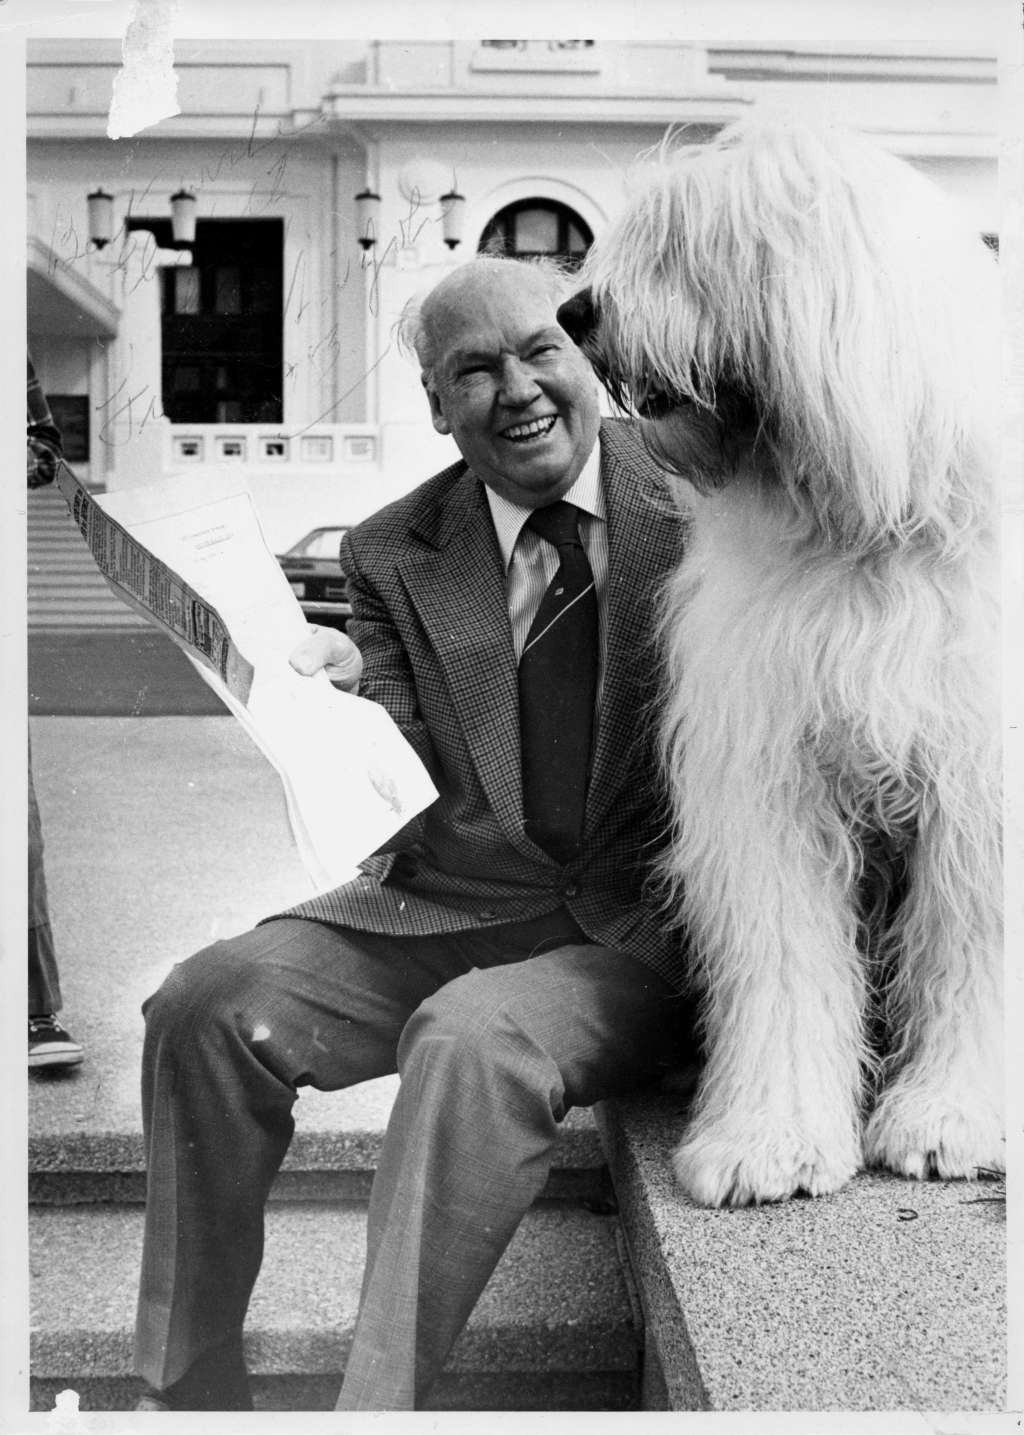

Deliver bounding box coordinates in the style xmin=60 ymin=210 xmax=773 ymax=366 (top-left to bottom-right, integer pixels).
xmin=289 ymin=625 xmax=363 ymax=692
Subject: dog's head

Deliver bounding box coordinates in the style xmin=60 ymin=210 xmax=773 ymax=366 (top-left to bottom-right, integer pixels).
xmin=560 ymin=119 xmax=998 ymax=550
xmin=557 ymin=285 xmax=760 ymax=489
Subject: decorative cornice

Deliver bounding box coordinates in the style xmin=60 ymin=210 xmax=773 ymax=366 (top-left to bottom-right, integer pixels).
xmin=707 ymin=49 xmax=996 ymax=84
xmin=320 ymin=91 xmax=753 ymax=126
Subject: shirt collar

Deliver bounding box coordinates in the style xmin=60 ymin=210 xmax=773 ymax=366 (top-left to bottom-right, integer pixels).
xmin=484 ymin=436 xmax=605 ymax=572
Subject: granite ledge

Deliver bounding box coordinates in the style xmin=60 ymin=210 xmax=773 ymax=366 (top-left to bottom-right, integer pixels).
xmin=595 ymin=1090 xmax=1006 ymax=1413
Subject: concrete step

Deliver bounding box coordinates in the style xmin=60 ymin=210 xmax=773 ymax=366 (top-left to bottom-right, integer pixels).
xmin=29 ymin=1201 xmax=642 ymax=1412
xmin=29 ymin=576 xmax=133 ymax=586
xmin=29 ymin=1095 xmax=610 ymax=1207
xmin=28 ymin=618 xmax=152 ymax=632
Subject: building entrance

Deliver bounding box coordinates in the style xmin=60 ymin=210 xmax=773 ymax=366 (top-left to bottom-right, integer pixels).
xmin=126 ymin=216 xmax=284 ymax=423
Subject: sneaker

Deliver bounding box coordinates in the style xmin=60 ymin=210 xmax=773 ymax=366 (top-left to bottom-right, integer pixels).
xmin=29 ymin=1014 xmax=84 ymax=1069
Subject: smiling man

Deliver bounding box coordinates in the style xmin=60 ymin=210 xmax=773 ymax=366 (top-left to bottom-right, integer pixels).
xmin=132 ymin=256 xmax=695 ymax=1413
xmin=418 ymin=259 xmax=600 ymax=506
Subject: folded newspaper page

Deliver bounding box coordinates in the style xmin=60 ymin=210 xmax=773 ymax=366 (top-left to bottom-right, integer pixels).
xmin=56 ymin=462 xmax=438 ymax=892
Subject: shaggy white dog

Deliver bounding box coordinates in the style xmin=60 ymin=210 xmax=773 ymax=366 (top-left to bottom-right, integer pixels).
xmin=559 ymin=119 xmax=1004 ymax=1207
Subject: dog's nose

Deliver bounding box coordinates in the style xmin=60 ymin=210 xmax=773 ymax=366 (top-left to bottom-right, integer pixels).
xmin=557 ymin=288 xmax=597 ymax=347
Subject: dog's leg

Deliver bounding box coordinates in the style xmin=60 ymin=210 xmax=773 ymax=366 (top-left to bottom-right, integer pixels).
xmin=667 ymin=745 xmax=870 ymax=1206
xmin=657 ymin=504 xmax=873 ymax=1207
xmin=864 ymin=767 xmax=1004 ymax=1180
xmin=673 ymin=862 xmax=867 ymax=1204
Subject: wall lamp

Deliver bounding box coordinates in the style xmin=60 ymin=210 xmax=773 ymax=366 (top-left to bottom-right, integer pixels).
xmin=440 ymin=190 xmax=466 ymax=250
xmin=169 ymin=189 xmax=198 ymax=245
xmin=354 ymin=184 xmax=467 ymax=252
xmin=86 ymin=189 xmax=114 ymax=249
xmin=86 ymin=187 xmax=199 ymax=249
xmin=354 ymin=188 xmax=382 ymax=251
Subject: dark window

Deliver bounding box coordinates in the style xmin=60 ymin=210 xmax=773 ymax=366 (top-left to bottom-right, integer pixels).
xmin=47 ymin=394 xmax=89 ymax=462
xmin=126 ymin=217 xmax=284 ymax=423
xmin=478 ymin=199 xmax=593 ymax=271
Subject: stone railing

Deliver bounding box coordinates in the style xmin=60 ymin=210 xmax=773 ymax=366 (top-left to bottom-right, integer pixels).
xmin=167 ymin=423 xmax=380 ymax=471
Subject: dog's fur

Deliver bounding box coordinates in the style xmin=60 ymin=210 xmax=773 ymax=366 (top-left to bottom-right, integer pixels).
xmin=562 ymin=119 xmax=1004 ymax=1206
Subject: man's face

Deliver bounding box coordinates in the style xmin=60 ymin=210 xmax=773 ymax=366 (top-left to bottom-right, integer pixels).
xmin=425 ymin=267 xmax=601 ymax=509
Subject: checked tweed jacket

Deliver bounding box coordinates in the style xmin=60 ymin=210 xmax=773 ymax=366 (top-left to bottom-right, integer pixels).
xmin=283 ymin=419 xmax=690 ymax=993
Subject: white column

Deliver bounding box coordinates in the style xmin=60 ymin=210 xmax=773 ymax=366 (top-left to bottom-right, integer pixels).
xmin=98 ymin=229 xmax=191 ymax=491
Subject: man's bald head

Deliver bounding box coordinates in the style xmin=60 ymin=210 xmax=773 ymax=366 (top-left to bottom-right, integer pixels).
xmin=398 ymin=257 xmax=572 ymax=387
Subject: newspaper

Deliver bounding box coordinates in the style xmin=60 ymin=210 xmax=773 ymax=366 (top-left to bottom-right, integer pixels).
xmin=56 ymin=462 xmax=438 ymax=892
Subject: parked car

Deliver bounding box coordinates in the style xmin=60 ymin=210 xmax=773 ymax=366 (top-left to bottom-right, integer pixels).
xmin=276 ymin=525 xmax=351 ymax=629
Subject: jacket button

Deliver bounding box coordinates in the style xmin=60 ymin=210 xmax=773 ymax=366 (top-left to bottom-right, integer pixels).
xmin=563 ymin=882 xmax=579 ymax=899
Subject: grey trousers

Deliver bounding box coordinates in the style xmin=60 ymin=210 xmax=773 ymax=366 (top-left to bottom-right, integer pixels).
xmin=133 ymin=910 xmax=690 ymax=1411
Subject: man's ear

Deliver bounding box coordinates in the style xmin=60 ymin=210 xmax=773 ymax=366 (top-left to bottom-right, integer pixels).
xmin=423 ymin=377 xmax=451 ymax=436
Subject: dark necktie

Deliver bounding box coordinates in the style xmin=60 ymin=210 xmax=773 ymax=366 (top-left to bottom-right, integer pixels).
xmin=517 ymin=500 xmax=598 ymax=865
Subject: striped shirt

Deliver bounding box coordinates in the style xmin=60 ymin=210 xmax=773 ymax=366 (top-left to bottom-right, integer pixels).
xmin=484 ymin=439 xmax=609 ymax=733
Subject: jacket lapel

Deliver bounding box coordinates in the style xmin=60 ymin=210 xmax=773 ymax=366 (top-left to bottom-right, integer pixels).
xmin=397 ymin=472 xmax=534 ymax=853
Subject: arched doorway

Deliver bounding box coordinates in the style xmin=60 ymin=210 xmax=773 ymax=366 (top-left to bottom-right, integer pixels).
xmin=478 ymin=198 xmax=593 ymax=270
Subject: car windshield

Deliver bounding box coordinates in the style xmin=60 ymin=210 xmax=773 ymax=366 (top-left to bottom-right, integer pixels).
xmin=289 ymin=528 xmax=347 ymax=559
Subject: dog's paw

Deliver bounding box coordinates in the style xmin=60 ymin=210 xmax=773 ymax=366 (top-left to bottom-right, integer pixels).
xmin=672 ymin=1120 xmax=861 ymax=1207
xmin=864 ymin=1085 xmax=1005 ymax=1180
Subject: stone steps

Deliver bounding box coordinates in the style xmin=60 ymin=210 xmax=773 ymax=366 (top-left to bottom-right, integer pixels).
xmin=27 ymin=485 xmax=147 ymax=631
xmin=30 ymin=1201 xmax=642 ymax=1413
xmin=29 ymin=1097 xmax=641 ymax=1412
xmin=30 ymin=1071 xmax=633 ymax=1411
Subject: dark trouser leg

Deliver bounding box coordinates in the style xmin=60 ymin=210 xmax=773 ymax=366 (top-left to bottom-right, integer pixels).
xmin=28 ymin=742 xmax=61 ymax=1014
xmin=133 ymin=916 xmax=473 ymax=1401
xmin=337 ymin=943 xmax=691 ymax=1411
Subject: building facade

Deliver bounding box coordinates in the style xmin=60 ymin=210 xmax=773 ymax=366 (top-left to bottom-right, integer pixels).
xmin=27 ymin=31 xmax=1001 ymax=549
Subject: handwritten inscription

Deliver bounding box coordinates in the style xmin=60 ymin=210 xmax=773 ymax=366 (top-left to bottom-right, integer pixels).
xmin=95 ymin=375 xmax=166 ymax=447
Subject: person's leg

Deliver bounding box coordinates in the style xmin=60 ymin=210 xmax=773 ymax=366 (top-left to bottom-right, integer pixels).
xmin=337 ymin=942 xmax=692 ymax=1411
xmin=133 ymin=916 xmax=476 ymax=1407
xmin=28 ymin=739 xmax=85 ymax=1068
xmin=28 ymin=742 xmax=61 ymax=1015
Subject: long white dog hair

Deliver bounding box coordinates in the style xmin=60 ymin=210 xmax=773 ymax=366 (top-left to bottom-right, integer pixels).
xmin=567 ymin=117 xmax=1003 ymax=1206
